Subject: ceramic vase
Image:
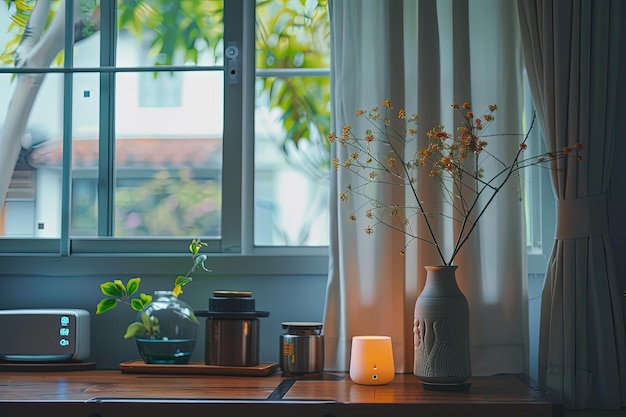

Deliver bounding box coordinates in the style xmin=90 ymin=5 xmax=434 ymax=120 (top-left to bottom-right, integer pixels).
xmin=413 ymin=265 xmax=471 ymax=385
xmin=135 ymin=290 xmax=198 ymax=364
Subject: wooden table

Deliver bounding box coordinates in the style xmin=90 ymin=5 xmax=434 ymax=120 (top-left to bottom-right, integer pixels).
xmin=0 ymin=369 xmax=563 ymax=417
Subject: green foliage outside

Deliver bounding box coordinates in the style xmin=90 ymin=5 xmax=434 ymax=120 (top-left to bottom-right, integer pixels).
xmin=115 ymin=168 xmax=221 ymax=237
xmin=256 ymin=0 xmax=330 ymax=154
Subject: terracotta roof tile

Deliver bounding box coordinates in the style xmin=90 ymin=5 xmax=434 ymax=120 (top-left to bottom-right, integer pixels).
xmin=27 ymin=137 xmax=222 ymax=169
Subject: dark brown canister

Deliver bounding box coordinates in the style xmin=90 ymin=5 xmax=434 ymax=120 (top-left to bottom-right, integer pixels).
xmin=195 ymin=291 xmax=269 ymax=367
xmin=206 ymin=317 xmax=260 ymax=366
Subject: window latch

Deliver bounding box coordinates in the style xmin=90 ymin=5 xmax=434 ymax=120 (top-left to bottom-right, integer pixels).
xmin=225 ymin=42 xmax=240 ymax=85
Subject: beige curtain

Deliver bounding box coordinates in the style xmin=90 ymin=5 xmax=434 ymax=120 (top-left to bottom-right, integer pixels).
xmin=518 ymin=0 xmax=626 ymax=409
xmin=324 ymin=0 xmax=529 ymax=376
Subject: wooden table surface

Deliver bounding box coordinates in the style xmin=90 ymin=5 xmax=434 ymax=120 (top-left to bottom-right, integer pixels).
xmin=0 ymin=369 xmax=563 ymax=417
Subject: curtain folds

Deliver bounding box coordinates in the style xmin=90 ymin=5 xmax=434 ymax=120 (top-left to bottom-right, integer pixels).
xmin=324 ymin=0 xmax=410 ymax=372
xmin=518 ymin=0 xmax=626 ymax=409
xmin=324 ymin=0 xmax=529 ymax=377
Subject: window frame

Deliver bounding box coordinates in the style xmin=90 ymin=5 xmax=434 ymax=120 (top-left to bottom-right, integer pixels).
xmin=523 ymin=73 xmax=555 ymax=276
xmin=0 ymin=0 xmax=329 ymax=276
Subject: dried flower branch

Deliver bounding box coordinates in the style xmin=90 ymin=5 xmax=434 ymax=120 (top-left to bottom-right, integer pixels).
xmin=329 ymin=100 xmax=583 ymax=266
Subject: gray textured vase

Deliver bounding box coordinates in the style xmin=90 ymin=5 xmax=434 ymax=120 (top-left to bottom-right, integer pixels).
xmin=413 ymin=265 xmax=471 ymax=384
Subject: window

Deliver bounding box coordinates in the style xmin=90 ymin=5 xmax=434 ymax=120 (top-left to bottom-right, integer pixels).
xmin=522 ymin=72 xmax=555 ymax=381
xmin=0 ymin=0 xmax=331 ymax=259
xmin=254 ymin=0 xmax=330 ymax=247
xmin=522 ymin=72 xmax=554 ymax=275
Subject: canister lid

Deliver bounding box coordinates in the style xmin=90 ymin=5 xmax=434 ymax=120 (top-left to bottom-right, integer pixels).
xmin=282 ymin=322 xmax=323 ymax=331
xmin=213 ymin=290 xmax=253 ymax=298
xmin=195 ymin=290 xmax=269 ymax=319
xmin=209 ymin=291 xmax=256 ymax=312
xmin=282 ymin=322 xmax=323 ymax=335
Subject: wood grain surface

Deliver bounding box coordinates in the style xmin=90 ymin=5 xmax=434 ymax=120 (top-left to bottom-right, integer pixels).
xmin=0 ymin=371 xmax=562 ymax=417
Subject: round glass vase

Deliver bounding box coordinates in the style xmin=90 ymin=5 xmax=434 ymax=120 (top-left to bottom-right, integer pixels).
xmin=135 ymin=291 xmax=198 ymax=364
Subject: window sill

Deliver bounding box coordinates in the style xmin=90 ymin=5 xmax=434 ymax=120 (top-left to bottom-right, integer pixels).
xmin=0 ymin=251 xmax=329 ymax=277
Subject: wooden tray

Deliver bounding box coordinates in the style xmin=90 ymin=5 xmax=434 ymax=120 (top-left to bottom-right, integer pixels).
xmin=119 ymin=360 xmax=279 ymax=376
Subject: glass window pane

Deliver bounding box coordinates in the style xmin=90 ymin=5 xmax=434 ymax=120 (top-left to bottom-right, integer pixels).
xmin=0 ymin=3 xmax=22 ymax=70
xmin=254 ymin=1 xmax=330 ymax=246
xmin=255 ymin=0 xmax=330 ymax=70
xmin=0 ymin=1 xmax=100 ymax=69
xmin=254 ymin=75 xmax=330 ymax=246
xmin=71 ymin=73 xmax=100 ymax=237
xmin=1 ymin=73 xmax=64 ymax=238
xmin=114 ymin=70 xmax=223 ymax=237
xmin=73 ymin=1 xmax=101 ymax=68
xmin=116 ymin=0 xmax=224 ymax=68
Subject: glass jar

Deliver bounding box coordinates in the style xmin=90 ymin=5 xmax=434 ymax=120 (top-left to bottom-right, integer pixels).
xmin=135 ymin=291 xmax=199 ymax=364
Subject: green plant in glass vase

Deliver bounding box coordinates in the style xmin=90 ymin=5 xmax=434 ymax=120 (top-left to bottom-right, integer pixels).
xmin=330 ymin=100 xmax=583 ymax=266
xmin=96 ymin=239 xmax=210 ymax=339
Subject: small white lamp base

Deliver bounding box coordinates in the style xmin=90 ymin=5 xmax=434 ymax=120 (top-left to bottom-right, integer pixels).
xmin=349 ymin=336 xmax=395 ymax=385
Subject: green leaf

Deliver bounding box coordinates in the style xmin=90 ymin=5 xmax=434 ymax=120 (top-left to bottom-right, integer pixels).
xmin=140 ymin=312 xmax=159 ymax=336
xmin=189 ymin=239 xmax=207 ymax=255
xmin=189 ymin=239 xmax=200 ymax=255
xmin=189 ymin=309 xmax=200 ymax=324
xmin=113 ymin=279 xmax=127 ymax=293
xmin=123 ymin=322 xmax=148 ymax=339
xmin=100 ymin=281 xmax=123 ymax=297
xmin=139 ymin=293 xmax=153 ymax=305
xmin=96 ymin=298 xmax=118 ymax=314
xmin=130 ymin=298 xmax=146 ymax=311
xmin=174 ymin=275 xmax=192 ymax=288
xmin=126 ymin=277 xmax=141 ymax=296
xmin=140 ymin=312 xmax=151 ymax=329
xmin=194 ymin=254 xmax=211 ymax=272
